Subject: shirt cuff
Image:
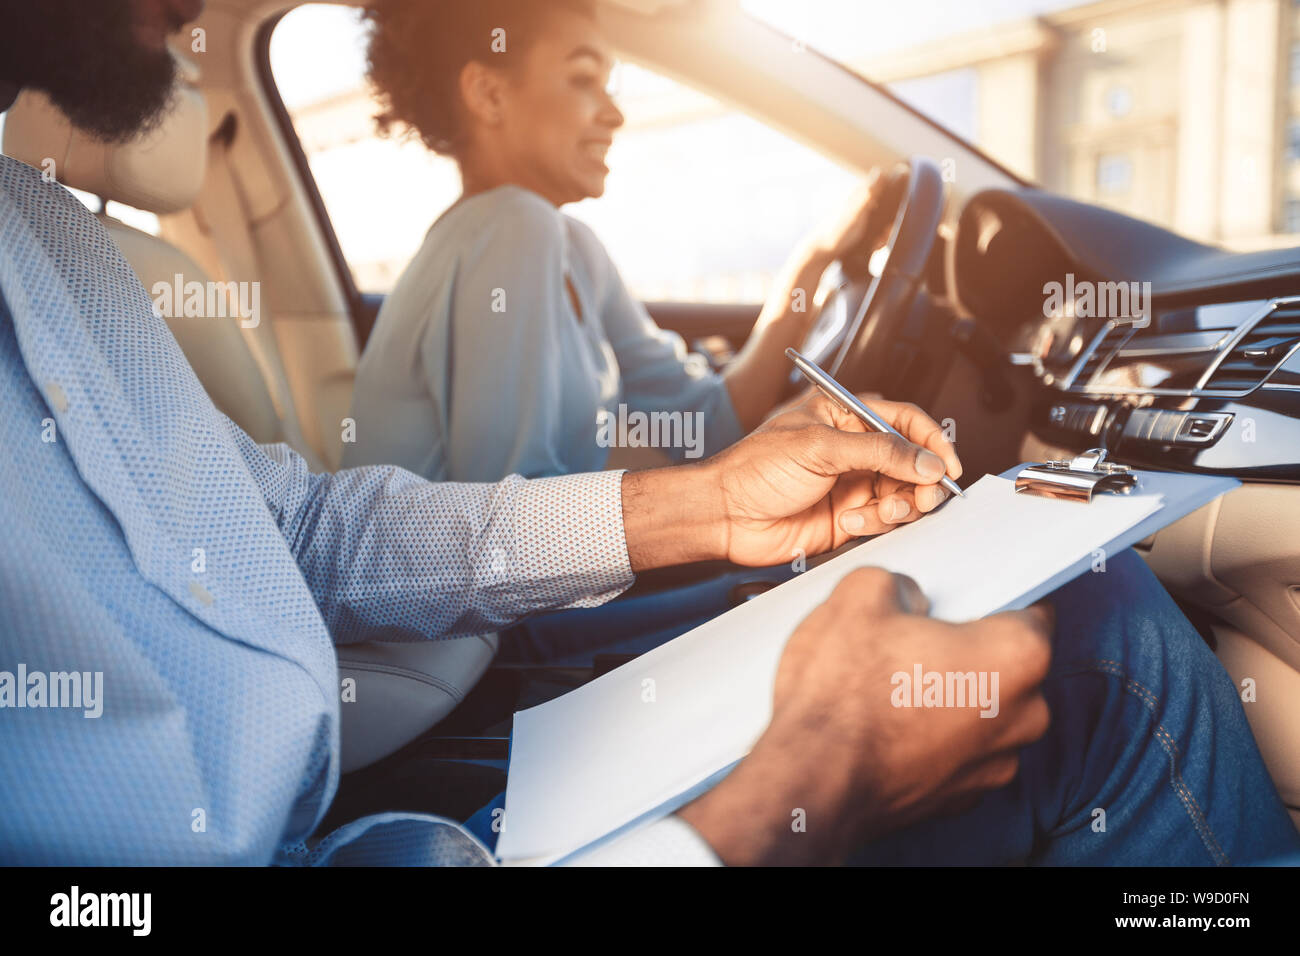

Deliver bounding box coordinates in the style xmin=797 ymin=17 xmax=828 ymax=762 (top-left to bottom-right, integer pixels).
xmin=561 ymin=815 xmax=723 ymax=867
xmin=510 ymin=469 xmax=634 ymax=610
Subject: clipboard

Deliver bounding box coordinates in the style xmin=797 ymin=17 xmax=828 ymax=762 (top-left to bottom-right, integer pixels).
xmin=1015 ymin=448 xmax=1139 ymax=502
xmin=498 ymin=464 xmax=1242 ymax=865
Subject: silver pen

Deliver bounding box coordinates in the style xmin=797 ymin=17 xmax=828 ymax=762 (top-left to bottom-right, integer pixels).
xmin=786 ymin=347 xmax=964 ymax=498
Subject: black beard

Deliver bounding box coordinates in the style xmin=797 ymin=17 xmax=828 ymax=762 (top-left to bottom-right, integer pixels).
xmin=0 ymin=0 xmax=178 ymax=144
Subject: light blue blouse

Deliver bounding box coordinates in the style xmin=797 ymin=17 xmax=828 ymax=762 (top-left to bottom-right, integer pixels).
xmin=342 ymin=185 xmax=743 ymax=481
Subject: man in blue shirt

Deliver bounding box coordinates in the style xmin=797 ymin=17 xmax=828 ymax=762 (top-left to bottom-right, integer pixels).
xmin=1 ymin=0 xmax=1296 ymax=866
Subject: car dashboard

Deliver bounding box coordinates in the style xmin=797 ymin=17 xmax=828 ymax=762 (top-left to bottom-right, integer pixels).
xmin=950 ymin=188 xmax=1300 ymax=483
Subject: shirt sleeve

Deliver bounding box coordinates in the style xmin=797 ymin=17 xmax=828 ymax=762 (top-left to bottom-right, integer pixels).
xmin=434 ymin=191 xmax=584 ymax=481
xmin=223 ymin=417 xmax=635 ymax=643
xmin=572 ymin=220 xmax=745 ymax=460
xmin=562 ymin=815 xmax=723 ymax=867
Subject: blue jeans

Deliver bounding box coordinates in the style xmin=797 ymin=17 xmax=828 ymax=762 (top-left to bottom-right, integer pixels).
xmin=471 ymin=551 xmax=1300 ymax=865
xmin=852 ymin=550 xmax=1300 ymax=865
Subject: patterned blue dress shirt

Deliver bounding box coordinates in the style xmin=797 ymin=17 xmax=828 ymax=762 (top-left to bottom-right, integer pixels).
xmin=0 ymin=153 xmax=723 ymax=865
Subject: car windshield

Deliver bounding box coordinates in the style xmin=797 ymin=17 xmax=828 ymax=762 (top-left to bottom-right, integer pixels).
xmin=744 ymin=0 xmax=1300 ymax=254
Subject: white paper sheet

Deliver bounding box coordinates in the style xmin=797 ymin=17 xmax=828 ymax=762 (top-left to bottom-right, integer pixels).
xmin=496 ymin=469 xmax=1238 ymax=863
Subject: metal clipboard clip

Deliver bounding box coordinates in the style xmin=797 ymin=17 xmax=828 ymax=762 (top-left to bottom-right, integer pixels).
xmin=1015 ymin=448 xmax=1138 ymax=503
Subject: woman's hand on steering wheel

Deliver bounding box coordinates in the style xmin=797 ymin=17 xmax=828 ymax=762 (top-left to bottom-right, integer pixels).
xmin=799 ymin=168 xmax=889 ymax=266
xmin=751 ymin=173 xmax=887 ymax=345
xmin=721 ymin=170 xmax=893 ymax=432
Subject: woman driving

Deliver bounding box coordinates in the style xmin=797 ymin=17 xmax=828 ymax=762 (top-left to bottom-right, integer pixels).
xmin=343 ymin=0 xmax=883 ymax=483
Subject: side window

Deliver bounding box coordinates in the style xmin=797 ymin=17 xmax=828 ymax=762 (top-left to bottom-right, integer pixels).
xmin=267 ymin=3 xmax=857 ymax=303
xmin=568 ymin=65 xmax=857 ymax=303
xmin=269 ymin=4 xmax=461 ymax=293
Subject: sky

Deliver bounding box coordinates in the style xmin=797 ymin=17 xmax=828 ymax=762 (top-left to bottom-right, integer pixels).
xmin=269 ymin=5 xmax=370 ymax=109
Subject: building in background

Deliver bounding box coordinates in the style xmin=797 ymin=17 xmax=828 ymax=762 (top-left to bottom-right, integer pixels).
xmin=863 ymin=0 xmax=1298 ymax=251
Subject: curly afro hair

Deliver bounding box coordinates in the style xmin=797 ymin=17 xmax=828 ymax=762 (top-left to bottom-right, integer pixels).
xmin=365 ymin=0 xmax=597 ymax=157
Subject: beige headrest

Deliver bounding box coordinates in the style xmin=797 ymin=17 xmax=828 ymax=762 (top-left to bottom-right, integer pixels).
xmin=2 ymin=57 xmax=208 ymax=214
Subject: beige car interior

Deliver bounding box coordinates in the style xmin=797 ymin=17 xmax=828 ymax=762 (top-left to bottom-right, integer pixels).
xmin=1 ymin=0 xmax=1295 ymax=831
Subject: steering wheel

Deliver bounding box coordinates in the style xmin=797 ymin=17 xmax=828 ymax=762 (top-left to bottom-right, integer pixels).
xmin=793 ymin=157 xmax=946 ymax=395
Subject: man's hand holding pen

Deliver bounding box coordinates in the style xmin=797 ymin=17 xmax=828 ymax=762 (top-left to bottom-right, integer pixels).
xmin=621 ymin=390 xmax=962 ymax=572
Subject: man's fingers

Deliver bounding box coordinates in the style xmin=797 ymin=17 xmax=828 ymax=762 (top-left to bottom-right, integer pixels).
xmin=914 ymin=483 xmax=951 ymax=513
xmin=837 ymin=493 xmax=914 ymax=533
xmin=878 ymin=494 xmax=913 ymax=524
xmin=836 ymin=483 xmax=952 ymax=538
xmin=1024 ymin=601 xmax=1056 ymax=635
xmin=789 ymin=391 xmax=960 ymax=485
xmin=952 ymin=695 xmax=1052 ymax=794
xmin=1001 ymin=693 xmax=1051 ymax=751
xmin=812 ymin=426 xmax=949 ymax=487
xmin=827 ymin=567 xmax=928 ymax=617
xmin=894 ymin=573 xmax=930 ymax=616
xmin=952 ymin=751 xmax=1024 ymax=796
xmin=967 ymin=605 xmax=1055 ymax=693
xmin=852 ymin=397 xmax=963 ymax=482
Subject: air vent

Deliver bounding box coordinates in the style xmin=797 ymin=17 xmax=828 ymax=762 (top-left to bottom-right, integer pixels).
xmin=1067 ymin=322 xmax=1134 ymax=389
xmin=1198 ymin=299 xmax=1300 ymax=394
